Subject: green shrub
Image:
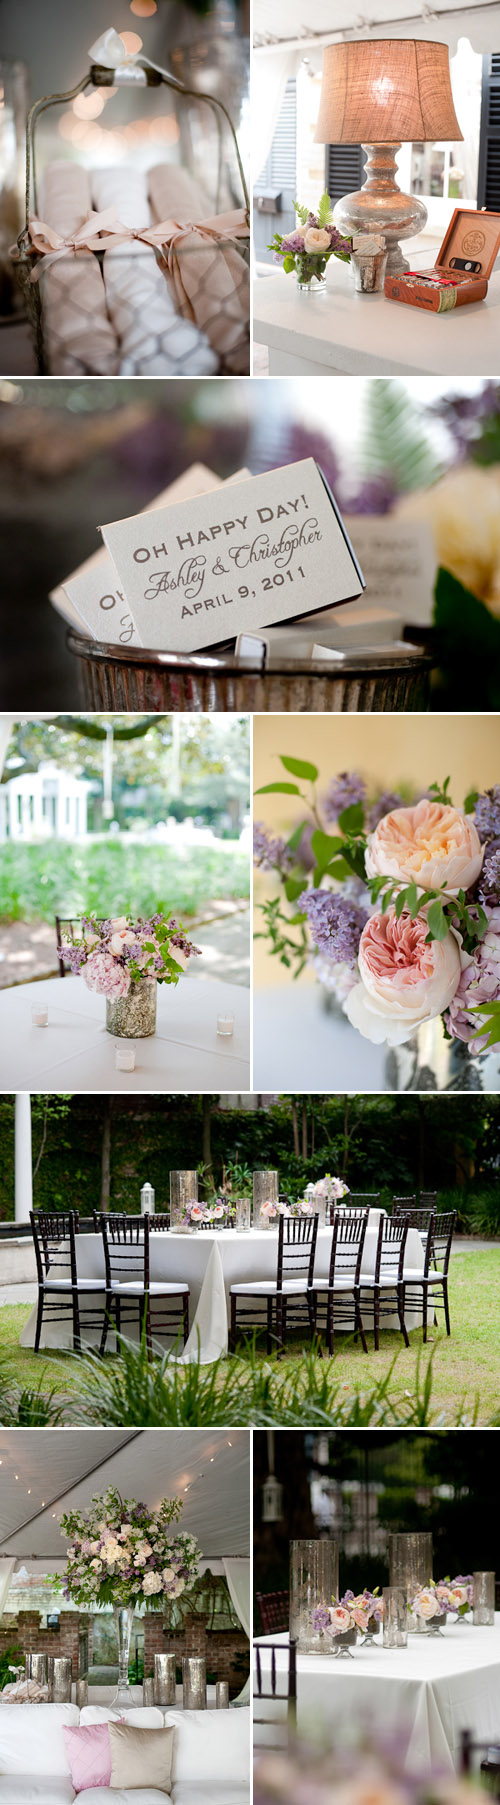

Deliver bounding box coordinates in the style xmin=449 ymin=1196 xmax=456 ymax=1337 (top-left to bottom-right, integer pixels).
xmin=0 ymin=841 xmax=249 ymax=924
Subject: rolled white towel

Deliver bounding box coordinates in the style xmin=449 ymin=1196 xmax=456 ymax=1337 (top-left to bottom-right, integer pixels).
xmin=148 ymin=162 xmax=213 ymax=225
xmin=91 ymin=165 xmax=216 ymax=376
xmin=37 ymin=161 xmax=119 ymax=375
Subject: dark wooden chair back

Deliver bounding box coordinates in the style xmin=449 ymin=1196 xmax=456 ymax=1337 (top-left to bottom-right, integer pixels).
xmin=431 ymin=1210 xmax=456 ymax=1275
xmin=328 ymin=1207 xmax=369 ymax=1286
xmin=30 ymin=1209 xmax=79 ymax=1286
xmin=276 ymin=1213 xmax=318 ymax=1291
xmin=55 ymin=916 xmax=105 ymax=978
xmin=98 ymin=1211 xmax=149 ymax=1289
xmin=374 ymin=1215 xmax=408 ymax=1283
xmin=256 ymin=1591 xmax=289 ymax=1635
xmin=393 ymin=1194 xmax=417 ymax=1213
xmin=254 ymin=1638 xmax=297 ymax=1746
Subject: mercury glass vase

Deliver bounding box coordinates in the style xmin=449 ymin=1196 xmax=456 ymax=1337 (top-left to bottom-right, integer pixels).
xmin=47 ymin=1656 xmax=72 ymax=1703
xmin=111 ymin=1605 xmax=136 ymax=1709
xmin=106 ymin=977 xmax=157 ymax=1039
xmin=170 ymin=1170 xmax=198 ymax=1231
xmin=473 ymin=1572 xmax=495 ymax=1625
xmin=290 ymin=1539 xmax=339 ymax=1654
xmin=383 ymin=1587 xmax=408 ymax=1649
xmin=154 ymin=1652 xmax=177 ymax=1705
xmin=253 ymin=1170 xmax=279 ymax=1229
xmin=388 ymin=1534 xmax=433 ymax=1632
xmin=182 ymin=1656 xmax=206 ymax=1709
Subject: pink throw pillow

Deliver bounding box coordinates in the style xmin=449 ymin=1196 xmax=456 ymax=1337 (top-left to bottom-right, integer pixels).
xmin=62 ymin=1722 xmax=112 ymax=1791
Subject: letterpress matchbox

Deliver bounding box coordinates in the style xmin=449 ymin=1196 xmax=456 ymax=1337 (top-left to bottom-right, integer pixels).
xmin=385 ymin=208 xmax=500 ymax=312
xmin=99 ymin=459 xmax=365 ymax=654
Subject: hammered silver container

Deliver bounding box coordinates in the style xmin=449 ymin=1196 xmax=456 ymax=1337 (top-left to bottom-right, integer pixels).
xmin=106 ymin=977 xmax=157 ymax=1039
xmin=290 ymin=1539 xmax=339 ymax=1654
xmin=473 ymin=1572 xmax=495 ymax=1625
xmin=48 ymin=1655 xmax=72 ymax=1702
xmin=216 ymin=1680 xmax=230 ymax=1708
xmin=25 ymin=1653 xmax=48 ymax=1687
xmin=154 ymin=1652 xmax=177 ymax=1705
xmin=253 ymin=1169 xmax=279 ymax=1228
xmin=76 ymin=1677 xmax=89 ymax=1708
xmin=182 ymin=1655 xmax=206 ymax=1710
xmin=67 ymin=633 xmax=432 ymax=714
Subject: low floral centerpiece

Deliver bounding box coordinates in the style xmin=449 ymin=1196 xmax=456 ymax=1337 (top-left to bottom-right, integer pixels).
xmin=54 ymin=1485 xmax=200 ymax=1707
xmin=408 ymin=1582 xmax=448 ymax=1634
xmin=58 ymin=912 xmax=201 ymax=1038
xmin=312 ymin=1590 xmax=383 ymax=1657
xmin=435 ymin=1576 xmax=473 ymax=1620
xmin=255 ymin=760 xmax=500 ymax=1074
xmin=303 ymin=1175 xmax=350 ymax=1224
xmin=268 ymin=192 xmax=352 ymax=292
xmin=254 ymin=1727 xmax=489 ymax=1805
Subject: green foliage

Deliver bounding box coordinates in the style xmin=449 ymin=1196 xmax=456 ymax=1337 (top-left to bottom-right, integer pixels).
xmin=0 ymin=1648 xmax=24 ymax=1690
xmin=317 ymin=192 xmax=334 ymax=227
xmin=280 ymin=757 xmax=318 ymax=783
xmin=0 ymin=843 xmax=249 ymax=925
xmin=360 ymin=380 xmax=441 ymax=492
xmin=0 ymin=1354 xmax=65 ymax=1425
xmin=434 ymin=568 xmax=500 ymax=711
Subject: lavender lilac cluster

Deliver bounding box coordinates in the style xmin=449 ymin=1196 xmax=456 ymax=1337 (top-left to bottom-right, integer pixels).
xmin=323 ymin=772 xmax=367 ymax=823
xmin=299 ymin=889 xmax=368 ymax=966
xmin=277 ymin=217 xmax=351 ymax=261
xmin=253 ymin=822 xmax=294 ymax=874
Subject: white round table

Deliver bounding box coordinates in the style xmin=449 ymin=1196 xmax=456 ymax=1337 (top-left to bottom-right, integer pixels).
xmin=0 ymin=972 xmax=249 ymax=1090
xmin=256 ymin=1618 xmax=500 ymax=1773
xmin=20 ymin=1217 xmax=425 ymax=1362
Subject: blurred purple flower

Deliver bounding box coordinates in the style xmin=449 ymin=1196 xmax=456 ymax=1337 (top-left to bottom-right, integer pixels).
xmin=279 ymin=231 xmax=306 ymax=255
xmin=477 ymin=841 xmax=500 ymax=904
xmin=445 ymin=904 xmax=500 ymax=1052
xmin=346 ymin=473 xmax=399 ymax=515
xmin=253 ymin=821 xmax=294 ymax=875
xmin=323 ymin=772 xmax=366 ymax=823
xmin=367 ymin=791 xmax=405 ymax=829
xmin=299 ymin=889 xmax=367 ymax=965
xmin=474 ymin=786 xmax=500 ymax=842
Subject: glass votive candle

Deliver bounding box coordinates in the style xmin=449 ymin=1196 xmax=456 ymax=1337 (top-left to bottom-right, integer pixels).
xmin=235 ymin=1197 xmax=251 ymax=1233
xmin=31 ymin=1001 xmax=49 ymax=1027
xmin=217 ymin=1013 xmax=234 ymax=1037
xmin=383 ymin=1587 xmax=408 ymax=1649
xmin=473 ymin=1572 xmax=495 ymax=1625
xmin=114 ymin=1042 xmax=136 ymax=1071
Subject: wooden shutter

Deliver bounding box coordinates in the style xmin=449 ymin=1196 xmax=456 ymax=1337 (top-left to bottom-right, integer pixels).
xmin=254 ymin=77 xmax=297 ymax=262
xmin=477 ymin=53 xmax=500 ymax=208
xmin=325 ymin=144 xmax=366 ymax=205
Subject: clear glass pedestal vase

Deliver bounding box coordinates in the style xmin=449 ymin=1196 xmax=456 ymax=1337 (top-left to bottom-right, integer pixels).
xmin=332 ymin=1631 xmax=357 ymax=1659
xmin=111 ymin=1605 xmax=136 ymax=1709
xmin=106 ymin=978 xmax=157 ymax=1039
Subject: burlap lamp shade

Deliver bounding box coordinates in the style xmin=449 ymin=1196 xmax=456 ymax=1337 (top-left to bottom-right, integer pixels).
xmin=314 ymin=38 xmax=463 ymax=274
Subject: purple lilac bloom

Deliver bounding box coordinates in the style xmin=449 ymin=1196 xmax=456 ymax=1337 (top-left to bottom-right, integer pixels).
xmin=312 ymin=1603 xmax=332 ymax=1633
xmin=367 ymin=791 xmax=405 ymax=830
xmin=346 ymin=473 xmax=398 ymax=516
xmin=253 ymin=821 xmax=294 ymax=874
xmin=445 ymin=903 xmax=500 ymax=1052
xmin=299 ymin=890 xmax=368 ymax=965
xmin=327 ymin=224 xmax=352 ymax=254
xmin=279 ymin=231 xmax=306 ymax=255
xmin=474 ymin=787 xmax=500 ymax=842
xmin=323 ymin=771 xmax=367 ymax=823
xmin=477 ymin=840 xmax=500 ymax=904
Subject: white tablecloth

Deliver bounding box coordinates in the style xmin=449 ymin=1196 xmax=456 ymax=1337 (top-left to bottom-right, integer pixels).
xmin=256 ymin=1619 xmax=500 ymax=1772
xmin=253 ymin=987 xmax=500 ymax=1093
xmin=0 ymin=974 xmax=249 ymax=1090
xmin=20 ymin=1218 xmax=425 ymax=1361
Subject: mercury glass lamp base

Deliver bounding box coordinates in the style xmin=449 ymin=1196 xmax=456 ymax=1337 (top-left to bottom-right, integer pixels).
xmin=333 ymin=143 xmax=428 ymax=276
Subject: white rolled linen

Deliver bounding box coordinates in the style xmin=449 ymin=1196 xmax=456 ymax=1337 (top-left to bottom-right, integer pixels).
xmin=148 ymin=162 xmax=213 ymax=225
xmin=37 ymin=162 xmax=119 ymax=375
xmin=90 ymin=166 xmax=216 ymax=375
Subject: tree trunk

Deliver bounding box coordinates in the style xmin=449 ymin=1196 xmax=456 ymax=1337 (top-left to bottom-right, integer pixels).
xmin=417 ymin=1097 xmax=425 ymax=1191
xmin=202 ymin=1096 xmax=212 ymax=1173
xmin=292 ymin=1101 xmax=299 ymax=1159
xmin=342 ymin=1096 xmax=350 ymax=1176
xmin=302 ymin=1098 xmax=308 ymax=1162
xmin=100 ymin=1100 xmax=112 ymax=1213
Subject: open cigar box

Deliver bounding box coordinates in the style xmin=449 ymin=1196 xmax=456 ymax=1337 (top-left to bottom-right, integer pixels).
xmin=384 ymin=208 xmax=500 ymax=312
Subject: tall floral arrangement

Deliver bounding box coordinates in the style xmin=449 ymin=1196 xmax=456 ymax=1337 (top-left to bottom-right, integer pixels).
xmin=55 ymin=1487 xmax=200 ymax=1612
xmin=59 ymin=913 xmax=201 ymax=1001
xmin=255 ymin=756 xmax=500 ymax=1053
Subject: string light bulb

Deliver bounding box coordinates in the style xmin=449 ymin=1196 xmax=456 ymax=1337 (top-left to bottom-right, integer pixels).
xmin=119 ymin=31 xmax=143 ymax=53
xmin=130 ymin=0 xmax=157 ymax=13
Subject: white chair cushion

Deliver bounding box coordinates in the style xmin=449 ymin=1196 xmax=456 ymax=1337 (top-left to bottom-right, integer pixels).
xmin=230 ymin=1279 xmax=310 ymax=1296
xmin=112 ymin=1282 xmax=189 ymax=1295
xmin=0 ymin=1703 xmax=79 ymax=1776
xmin=172 ymin=1789 xmax=248 ymax=1805
xmin=403 ymin=1269 xmax=444 ymax=1282
xmin=76 ymin=1791 xmax=168 ymax=1804
xmin=313 ymin=1276 xmax=358 ymax=1290
xmin=164 ymin=1708 xmax=250 ymax=1786
xmin=0 ymin=1782 xmax=75 ymax=1804
xmin=80 ymin=1709 xmax=164 ymax=1729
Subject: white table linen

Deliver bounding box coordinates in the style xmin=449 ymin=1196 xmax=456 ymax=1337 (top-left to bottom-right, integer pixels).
xmin=253 ymin=987 xmax=500 ymax=1093
xmin=0 ymin=974 xmax=249 ymax=1091
xmin=254 ymin=256 xmax=500 ymax=378
xmin=256 ymin=1620 xmax=500 ymax=1773
xmin=20 ymin=1219 xmax=424 ymax=1360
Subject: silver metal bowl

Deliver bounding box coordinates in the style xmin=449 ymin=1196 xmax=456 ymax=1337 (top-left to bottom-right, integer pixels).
xmin=67 ymin=631 xmax=432 ymax=714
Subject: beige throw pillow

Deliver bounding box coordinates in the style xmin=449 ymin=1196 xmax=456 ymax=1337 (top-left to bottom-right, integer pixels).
xmin=109 ymin=1720 xmax=174 ymax=1792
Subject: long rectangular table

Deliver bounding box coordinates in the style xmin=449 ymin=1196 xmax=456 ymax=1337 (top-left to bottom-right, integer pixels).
xmin=255 ymin=1620 xmax=500 ymax=1771
xmin=20 ymin=1218 xmax=425 ymax=1362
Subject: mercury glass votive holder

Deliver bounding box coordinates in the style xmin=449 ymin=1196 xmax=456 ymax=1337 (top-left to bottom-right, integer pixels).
xmin=253 ymin=1170 xmax=279 ymax=1228
xmin=473 ymin=1572 xmax=495 ymax=1625
xmin=382 ymin=1587 xmax=408 ymax=1648
xmin=290 ymin=1539 xmax=339 ymax=1654
xmin=154 ymin=1652 xmax=177 ymax=1704
xmin=235 ymin=1196 xmax=251 ymax=1233
xmin=25 ymin=1653 xmax=48 ymax=1686
xmin=142 ymin=1677 xmax=155 ymax=1706
xmin=182 ymin=1656 xmax=206 ymax=1710
xmin=48 ymin=1655 xmax=72 ymax=1702
xmin=216 ymin=1680 xmax=230 ymax=1708
xmin=76 ymin=1677 xmax=88 ymax=1708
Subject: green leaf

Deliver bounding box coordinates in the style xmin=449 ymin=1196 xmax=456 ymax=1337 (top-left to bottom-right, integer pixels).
xmin=293 ymin=199 xmax=309 ymax=225
xmin=254 ymin=781 xmax=301 ymax=795
xmin=464 ymin=789 xmax=479 ymax=815
xmin=280 ymin=755 xmax=318 ymax=782
xmin=425 ymin=898 xmax=449 ymax=942
xmin=317 ymin=190 xmax=334 ymax=226
xmin=337 ymin=802 xmax=365 ymax=835
xmin=311 ymin=829 xmax=344 ymax=867
xmin=434 ymin=568 xmax=500 ymax=712
xmin=321 ymin=857 xmax=351 ymax=883
xmin=394 ymin=887 xmax=410 ymax=920
xmin=468 ymin=1001 xmax=500 ymax=1048
xmin=284 ymin=876 xmax=306 ymax=903
xmin=283 ymin=255 xmax=296 ymax=274
xmin=427 ymin=776 xmax=452 ymax=807
xmin=286 ymin=820 xmax=309 ymax=853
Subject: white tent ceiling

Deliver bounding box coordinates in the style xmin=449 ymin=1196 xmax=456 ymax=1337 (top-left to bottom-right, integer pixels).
xmin=254 ymin=0 xmax=500 ymax=53
xmin=0 ymin=1430 xmax=249 ymax=1561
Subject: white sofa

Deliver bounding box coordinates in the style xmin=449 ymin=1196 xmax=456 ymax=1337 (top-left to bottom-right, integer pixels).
xmin=0 ymin=1702 xmax=250 ymax=1805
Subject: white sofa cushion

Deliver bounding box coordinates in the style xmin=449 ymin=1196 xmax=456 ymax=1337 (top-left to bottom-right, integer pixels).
xmin=0 ymin=1781 xmax=75 ymax=1803
xmin=76 ymin=1792 xmax=169 ymax=1804
xmin=0 ymin=1703 xmax=79 ymax=1775
xmin=171 ymin=1788 xmax=248 ymax=1805
xmin=81 ymin=1709 xmax=164 ymax=1730
xmin=164 ymin=1709 xmax=250 ymax=1786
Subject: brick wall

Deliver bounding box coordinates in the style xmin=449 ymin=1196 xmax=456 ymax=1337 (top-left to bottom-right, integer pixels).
xmin=1 ymin=1610 xmax=249 ymax=1698
xmin=0 ymin=1611 xmax=83 ymax=1676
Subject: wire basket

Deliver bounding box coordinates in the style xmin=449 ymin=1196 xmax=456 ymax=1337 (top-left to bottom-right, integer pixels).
xmin=12 ymin=36 xmax=249 ymax=376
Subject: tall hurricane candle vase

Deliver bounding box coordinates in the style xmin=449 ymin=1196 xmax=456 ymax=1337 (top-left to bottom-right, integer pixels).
xmin=388 ymin=1534 xmax=433 ymax=1631
xmin=169 ymin=1171 xmax=199 ymax=1232
xmin=57 ymin=913 xmax=202 ymax=1039
xmin=48 ymin=1656 xmax=73 ymax=1703
xmin=473 ymin=1572 xmax=495 ymax=1625
xmin=383 ymin=1588 xmax=408 ymax=1649
xmin=290 ymin=1539 xmax=339 ymax=1654
xmin=253 ymin=1170 xmax=279 ymax=1229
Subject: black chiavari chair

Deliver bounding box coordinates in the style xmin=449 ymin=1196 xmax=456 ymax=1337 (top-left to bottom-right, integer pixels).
xmin=98 ymin=1212 xmax=189 ymax=1361
xmin=312 ymin=1208 xmax=369 ymax=1356
xmin=229 ymin=1213 xmax=319 ymax=1358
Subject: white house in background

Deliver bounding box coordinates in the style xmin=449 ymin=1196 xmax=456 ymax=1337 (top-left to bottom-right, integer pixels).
xmin=0 ymin=762 xmax=91 ymax=841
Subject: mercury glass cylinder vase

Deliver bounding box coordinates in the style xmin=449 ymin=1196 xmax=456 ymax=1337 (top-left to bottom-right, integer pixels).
xmin=170 ymin=1170 xmax=199 ymax=1231
xmin=111 ymin=1605 xmax=136 ymax=1709
xmin=253 ymin=1170 xmax=279 ymax=1229
xmin=182 ymin=1656 xmax=206 ymax=1709
xmin=154 ymin=1652 xmax=177 ymax=1705
xmin=473 ymin=1572 xmax=495 ymax=1625
xmin=106 ymin=977 xmax=157 ymax=1039
xmin=383 ymin=1587 xmax=408 ymax=1649
xmin=216 ymin=1680 xmax=230 ymax=1708
xmin=48 ymin=1656 xmax=72 ymax=1703
xmin=143 ymin=1677 xmax=155 ymax=1706
xmin=235 ymin=1196 xmax=251 ymax=1233
xmin=388 ymin=1534 xmax=433 ymax=1590
xmin=25 ymin=1653 xmax=47 ymax=1687
xmin=289 ymin=1539 xmax=339 ymax=1653
xmin=76 ymin=1677 xmax=88 ymax=1708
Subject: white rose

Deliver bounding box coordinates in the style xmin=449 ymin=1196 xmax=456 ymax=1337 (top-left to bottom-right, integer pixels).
xmin=110 ymin=930 xmax=136 ymax=956
xmin=142 ymin=1572 xmax=163 ymax=1595
xmin=415 ymin=1589 xmax=439 ymax=1620
xmin=304 ymin=227 xmax=331 ymax=252
xmin=365 ymin=800 xmax=483 ymax=898
xmin=345 ymin=907 xmax=462 ymax=1047
xmin=110 ymin=917 xmax=129 ymax=931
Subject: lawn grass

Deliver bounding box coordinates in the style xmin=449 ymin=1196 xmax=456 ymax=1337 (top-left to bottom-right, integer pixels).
xmin=0 ymin=1249 xmax=498 ymax=1425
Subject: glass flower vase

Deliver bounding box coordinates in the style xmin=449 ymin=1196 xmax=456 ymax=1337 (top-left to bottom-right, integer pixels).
xmin=111 ymin=1605 xmax=136 ymax=1709
xmin=106 ymin=978 xmax=157 ymax=1039
xmin=295 ymin=258 xmax=327 ymax=294
xmin=290 ymin=1539 xmax=339 ymax=1653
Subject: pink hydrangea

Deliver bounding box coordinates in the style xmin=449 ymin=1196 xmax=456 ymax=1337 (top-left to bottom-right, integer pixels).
xmin=83 ymin=951 xmax=131 ymax=1000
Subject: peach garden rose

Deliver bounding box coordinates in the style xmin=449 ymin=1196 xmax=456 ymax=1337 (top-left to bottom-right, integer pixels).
xmin=345 ymin=906 xmax=462 ymax=1046
xmin=365 ymin=800 xmax=483 ymax=897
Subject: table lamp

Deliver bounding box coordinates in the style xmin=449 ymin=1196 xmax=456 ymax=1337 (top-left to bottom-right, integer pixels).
xmin=314 ymin=39 xmax=463 ymax=273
